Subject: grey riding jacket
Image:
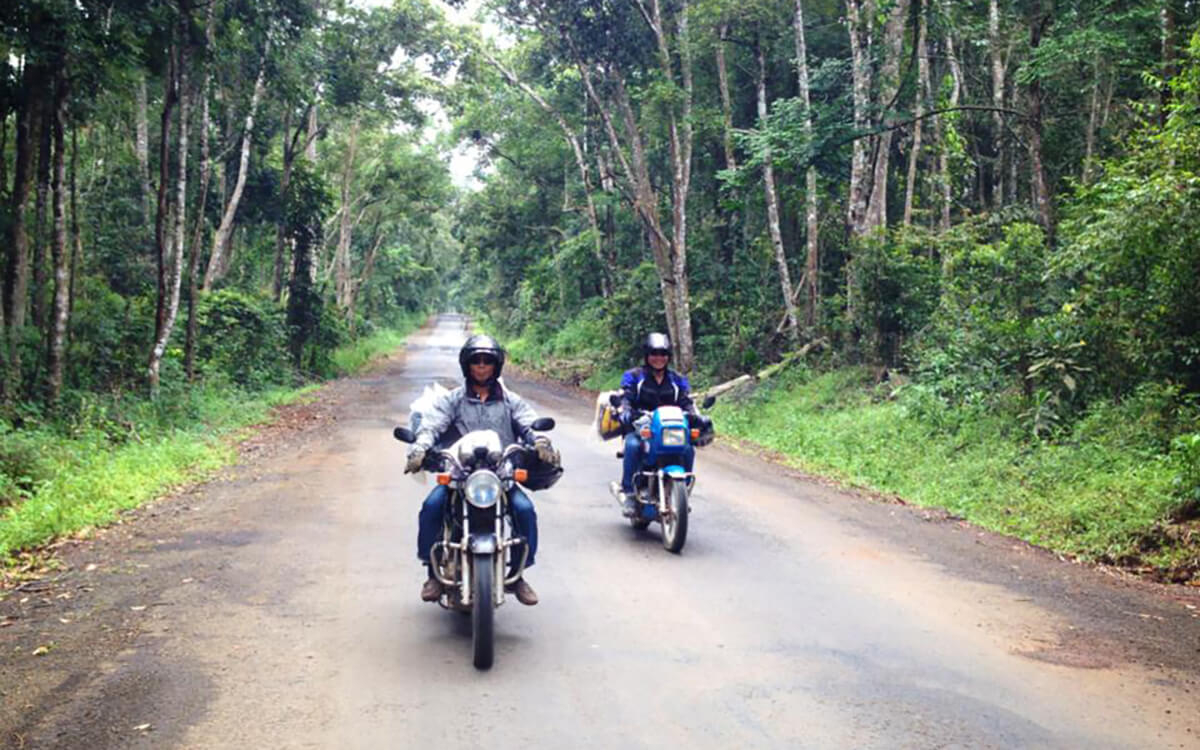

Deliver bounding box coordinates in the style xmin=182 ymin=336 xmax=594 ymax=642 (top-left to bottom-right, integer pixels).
xmin=413 ymin=379 xmax=538 ymax=452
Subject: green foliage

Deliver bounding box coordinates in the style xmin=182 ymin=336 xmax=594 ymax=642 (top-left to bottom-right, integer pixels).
xmin=1170 ymin=433 xmax=1200 ymax=511
xmin=847 ymin=228 xmax=942 ymax=366
xmin=0 ymin=422 xmax=53 ymax=508
xmin=712 ymin=366 xmax=1196 ymax=572
xmin=195 ymin=290 xmax=292 ymax=388
xmin=330 ymin=314 xmax=425 ymax=375
xmin=908 ymin=221 xmax=1050 ymax=406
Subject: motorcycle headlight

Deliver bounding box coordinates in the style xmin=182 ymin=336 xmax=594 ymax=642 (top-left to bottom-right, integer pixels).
xmin=464 ymin=470 xmax=502 ymax=509
xmin=661 ymin=427 xmax=687 ymax=446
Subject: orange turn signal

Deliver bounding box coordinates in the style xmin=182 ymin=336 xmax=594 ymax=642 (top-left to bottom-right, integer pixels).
xmin=690 ymin=429 xmax=700 ymax=440
xmin=514 ymin=469 xmax=528 ymax=483
xmin=436 ymin=473 xmax=451 ymax=486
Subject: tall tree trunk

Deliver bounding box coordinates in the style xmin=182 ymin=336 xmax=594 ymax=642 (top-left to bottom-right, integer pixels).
xmin=287 ymin=208 xmax=318 ymax=370
xmin=136 ymin=73 xmax=152 ymax=226
xmin=795 ymin=0 xmax=820 ymax=329
xmin=6 ymin=64 xmax=46 ymax=399
xmin=756 ymin=34 xmax=799 ymax=342
xmin=203 ymin=47 xmax=268 ymax=290
xmin=903 ymin=4 xmax=929 ymax=226
xmin=273 ymin=108 xmax=295 ymax=302
xmin=1026 ymin=9 xmax=1053 ymax=236
xmin=845 ymin=0 xmax=874 ymax=239
xmin=67 ymin=124 xmax=81 ymax=353
xmin=153 ymin=45 xmax=176 ymax=360
xmin=865 ymin=0 xmax=910 ymax=234
xmin=567 ymin=3 xmax=695 ymax=371
xmin=306 ymin=102 xmax=319 ymax=161
xmin=989 ymin=0 xmax=1006 ymax=208
xmin=659 ymin=0 xmax=695 ymax=373
xmin=150 ymin=20 xmax=190 ymax=392
xmin=1160 ymin=0 xmax=1177 ymax=128
xmin=271 ymin=102 xmax=318 ymax=302
xmin=938 ymin=6 xmax=964 ymax=231
xmin=479 ymin=48 xmax=612 ymax=296
xmin=185 ymin=3 xmax=214 ymax=381
xmin=334 ymin=116 xmax=358 ymax=315
xmin=0 ymin=100 xmax=8 ymax=196
xmin=1082 ymin=64 xmax=1102 ymax=185
xmin=46 ymin=71 xmax=70 ymax=405
xmin=715 ymin=20 xmax=740 ymax=270
xmin=33 ymin=95 xmax=52 ymax=331
xmin=716 ymin=22 xmax=737 ymax=173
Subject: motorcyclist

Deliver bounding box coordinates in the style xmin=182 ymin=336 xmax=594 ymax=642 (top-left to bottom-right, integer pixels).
xmin=405 ymin=334 xmax=559 ymax=606
xmin=615 ymin=332 xmax=700 ymax=517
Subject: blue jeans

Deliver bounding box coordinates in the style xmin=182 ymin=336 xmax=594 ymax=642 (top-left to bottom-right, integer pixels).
xmin=621 ymin=432 xmax=694 ymax=493
xmin=417 ymin=484 xmax=538 ymax=571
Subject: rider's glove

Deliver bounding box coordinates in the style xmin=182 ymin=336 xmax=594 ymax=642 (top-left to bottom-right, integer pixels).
xmin=404 ymin=446 xmax=426 ymax=474
xmin=533 ymin=436 xmax=560 ymax=467
xmin=692 ymin=414 xmax=715 ymax=446
xmin=618 ymin=408 xmax=634 ymax=428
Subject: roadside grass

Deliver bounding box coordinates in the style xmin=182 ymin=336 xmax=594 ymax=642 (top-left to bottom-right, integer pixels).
xmin=0 ymin=322 xmax=423 ymax=566
xmin=711 ymin=367 xmax=1199 ymax=579
xmin=331 ymin=313 xmax=425 ymax=374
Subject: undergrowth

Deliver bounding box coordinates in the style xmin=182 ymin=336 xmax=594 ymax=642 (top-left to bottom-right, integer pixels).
xmin=711 ymin=367 xmax=1200 ymax=582
xmin=0 ymin=321 xmax=423 ymax=565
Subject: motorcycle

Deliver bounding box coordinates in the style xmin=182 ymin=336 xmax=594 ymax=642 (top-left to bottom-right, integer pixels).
xmin=393 ymin=417 xmax=555 ymax=670
xmin=608 ymin=394 xmax=715 ymax=553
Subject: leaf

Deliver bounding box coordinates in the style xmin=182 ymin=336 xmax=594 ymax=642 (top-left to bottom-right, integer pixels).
xmin=32 ymin=645 xmax=51 ymax=656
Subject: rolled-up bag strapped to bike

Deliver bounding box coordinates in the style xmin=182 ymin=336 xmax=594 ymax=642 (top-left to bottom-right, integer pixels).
xmin=406 ymin=383 xmax=461 ymax=481
xmin=594 ymin=389 xmax=624 ymax=441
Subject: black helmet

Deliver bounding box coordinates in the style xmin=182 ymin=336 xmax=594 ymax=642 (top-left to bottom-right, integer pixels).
xmin=521 ymin=456 xmax=563 ymax=490
xmin=459 ymin=334 xmax=506 ymax=380
xmin=642 ymin=332 xmax=671 ymax=364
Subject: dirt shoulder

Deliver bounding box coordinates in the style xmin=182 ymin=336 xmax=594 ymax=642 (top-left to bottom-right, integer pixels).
xmin=0 ymin=349 xmax=407 ymax=749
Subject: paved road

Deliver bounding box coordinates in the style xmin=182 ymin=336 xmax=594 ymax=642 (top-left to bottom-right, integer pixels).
xmin=2 ymin=314 xmax=1197 ymax=749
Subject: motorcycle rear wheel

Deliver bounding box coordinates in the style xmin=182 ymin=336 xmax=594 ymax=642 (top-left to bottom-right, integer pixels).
xmin=471 ymin=552 xmax=494 ymax=670
xmin=661 ymin=478 xmax=689 ymax=553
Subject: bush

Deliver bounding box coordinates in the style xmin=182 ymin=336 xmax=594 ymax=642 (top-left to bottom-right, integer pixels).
xmin=195 ymin=290 xmax=293 ymax=388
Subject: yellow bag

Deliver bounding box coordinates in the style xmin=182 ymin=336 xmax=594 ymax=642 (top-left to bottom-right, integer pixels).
xmin=598 ymin=404 xmax=623 ymax=441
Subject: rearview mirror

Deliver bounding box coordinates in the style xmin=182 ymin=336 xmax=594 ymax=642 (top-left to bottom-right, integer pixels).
xmin=701 ymin=395 xmax=716 ymax=409
xmin=393 ymin=426 xmax=416 ymax=443
xmin=531 ymin=417 xmax=555 ymax=432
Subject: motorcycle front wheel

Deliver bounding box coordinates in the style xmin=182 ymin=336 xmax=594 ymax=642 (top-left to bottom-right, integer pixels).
xmin=661 ymin=478 xmax=689 ymax=553
xmin=471 ymin=552 xmax=494 ymax=670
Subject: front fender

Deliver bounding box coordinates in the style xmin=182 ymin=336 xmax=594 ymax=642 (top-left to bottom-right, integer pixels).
xmin=469 ymin=533 xmax=497 ymax=555
xmin=663 ymin=465 xmax=689 ymax=480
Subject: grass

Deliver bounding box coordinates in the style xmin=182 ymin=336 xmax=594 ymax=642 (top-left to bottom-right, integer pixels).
xmin=711 ymin=367 xmax=1198 ymax=579
xmin=331 ymin=313 xmax=425 ymax=374
xmin=0 ymin=322 xmax=423 ymax=564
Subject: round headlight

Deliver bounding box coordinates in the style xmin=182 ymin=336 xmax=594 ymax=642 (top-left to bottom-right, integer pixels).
xmin=464 ymin=470 xmax=503 ymax=509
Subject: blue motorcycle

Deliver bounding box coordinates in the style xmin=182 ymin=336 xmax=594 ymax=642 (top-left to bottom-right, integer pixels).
xmin=609 ymin=395 xmax=714 ymax=553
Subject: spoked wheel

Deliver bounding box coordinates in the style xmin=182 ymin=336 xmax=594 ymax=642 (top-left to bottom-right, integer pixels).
xmin=661 ymin=478 xmax=689 ymax=553
xmin=471 ymin=552 xmax=494 ymax=670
